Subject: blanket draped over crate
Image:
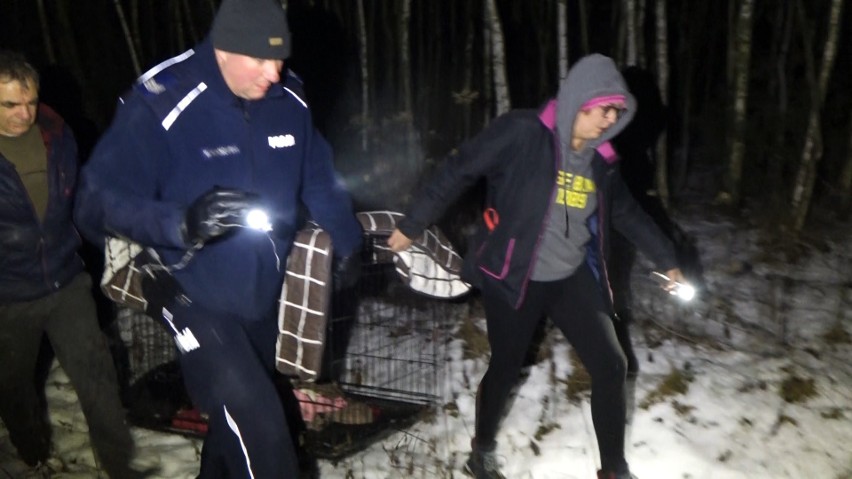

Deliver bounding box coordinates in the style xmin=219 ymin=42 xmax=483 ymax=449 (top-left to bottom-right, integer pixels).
xmin=275 ymin=211 xmax=470 ymax=381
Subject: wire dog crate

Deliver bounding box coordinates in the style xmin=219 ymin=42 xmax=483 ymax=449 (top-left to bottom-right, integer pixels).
xmin=108 ymin=232 xmax=466 ymax=458
xmin=108 ymin=307 xmax=201 ymax=435
xmin=325 ymin=235 xmax=461 ymax=405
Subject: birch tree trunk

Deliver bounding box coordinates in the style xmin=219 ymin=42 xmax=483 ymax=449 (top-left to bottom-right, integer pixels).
xmin=483 ymin=4 xmax=494 ymax=124
xmin=674 ymin=3 xmax=697 ymax=199
xmin=113 ymin=0 xmax=142 ymax=76
xmin=418 ymin=0 xmax=436 ymax=130
xmin=130 ymin=0 xmax=143 ymax=65
xmin=722 ymin=0 xmax=755 ymax=206
xmin=381 ymin=2 xmax=394 ymax=88
xmin=35 ymin=0 xmax=56 ymax=64
xmin=654 ymin=0 xmax=671 ymax=208
xmin=485 ymin=0 xmax=511 ymax=116
xmin=624 ymin=0 xmax=638 ymax=66
xmin=768 ymin=3 xmax=794 ymax=209
xmin=356 ymin=0 xmax=369 ymax=151
xmin=485 ymin=0 xmax=512 ymax=116
xmin=791 ymin=0 xmax=844 ymax=232
xmin=399 ymin=0 xmax=412 ymax=118
xmin=637 ymin=0 xmax=647 ymax=67
xmin=399 ymin=0 xmax=416 ymax=160
xmin=558 ymin=0 xmax=569 ymax=80
xmin=579 ymin=0 xmax=589 ymax=55
xmin=726 ymin=0 xmax=737 ymax=87
xmin=128 ymin=0 xmax=146 ymax=65
xmin=459 ymin=3 xmax=476 ymax=139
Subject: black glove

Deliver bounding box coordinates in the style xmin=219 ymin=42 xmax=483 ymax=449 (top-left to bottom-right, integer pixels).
xmin=183 ymin=187 xmax=259 ymax=245
xmin=138 ymin=250 xmax=189 ymax=319
xmin=332 ymin=253 xmax=361 ymax=292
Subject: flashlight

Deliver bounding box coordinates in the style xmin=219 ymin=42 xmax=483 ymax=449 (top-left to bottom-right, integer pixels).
xmin=245 ymin=208 xmax=273 ymax=232
xmin=650 ymin=271 xmax=696 ymax=302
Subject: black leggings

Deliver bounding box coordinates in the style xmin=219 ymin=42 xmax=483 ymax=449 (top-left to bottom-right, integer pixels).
xmin=475 ymin=263 xmax=629 ymax=473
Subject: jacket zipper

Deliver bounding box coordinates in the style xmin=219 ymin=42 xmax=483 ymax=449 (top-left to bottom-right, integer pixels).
xmin=514 ymin=129 xmax=561 ymax=309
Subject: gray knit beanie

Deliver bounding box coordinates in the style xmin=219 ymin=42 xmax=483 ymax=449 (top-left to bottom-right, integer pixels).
xmin=211 ymin=0 xmax=291 ymax=59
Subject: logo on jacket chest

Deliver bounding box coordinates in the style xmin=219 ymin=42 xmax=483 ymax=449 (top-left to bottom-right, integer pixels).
xmin=268 ymin=134 xmax=295 ymax=149
xmin=556 ymin=171 xmax=596 ymax=208
xmin=201 ymin=144 xmax=240 ymax=159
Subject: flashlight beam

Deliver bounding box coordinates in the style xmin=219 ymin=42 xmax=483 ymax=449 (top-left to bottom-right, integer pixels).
xmin=650 ymin=271 xmax=696 ymax=302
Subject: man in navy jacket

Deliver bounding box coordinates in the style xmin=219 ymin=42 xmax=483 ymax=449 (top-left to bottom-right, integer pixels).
xmin=75 ymin=0 xmax=362 ymax=476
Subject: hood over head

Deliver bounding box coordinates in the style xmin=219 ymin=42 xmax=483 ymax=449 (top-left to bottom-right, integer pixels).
xmin=556 ymin=54 xmax=636 ymax=151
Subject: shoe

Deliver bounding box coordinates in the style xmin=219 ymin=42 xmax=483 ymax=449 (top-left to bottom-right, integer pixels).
xmin=625 ymin=373 xmax=638 ymax=425
xmin=597 ymin=469 xmax=637 ymax=479
xmin=464 ymin=444 xmax=506 ymax=479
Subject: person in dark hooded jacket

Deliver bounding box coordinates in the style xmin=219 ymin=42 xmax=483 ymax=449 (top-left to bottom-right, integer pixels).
xmin=74 ymin=0 xmax=362 ymax=477
xmin=388 ymin=54 xmax=687 ymax=479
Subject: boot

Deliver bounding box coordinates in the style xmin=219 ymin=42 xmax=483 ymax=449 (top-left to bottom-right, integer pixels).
xmin=597 ymin=469 xmax=638 ymax=479
xmin=464 ymin=441 xmax=506 ymax=479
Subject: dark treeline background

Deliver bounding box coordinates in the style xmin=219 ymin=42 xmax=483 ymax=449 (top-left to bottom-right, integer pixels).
xmin=1 ymin=0 xmax=850 ymax=247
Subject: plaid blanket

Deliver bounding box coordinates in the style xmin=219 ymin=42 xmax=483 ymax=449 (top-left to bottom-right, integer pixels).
xmin=355 ymin=210 xmax=470 ymax=299
xmin=275 ymin=225 xmax=333 ymax=380
xmin=275 ymin=211 xmax=470 ymax=381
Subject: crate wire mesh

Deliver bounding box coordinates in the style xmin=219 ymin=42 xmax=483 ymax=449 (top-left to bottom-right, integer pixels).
xmin=108 ymin=307 xmax=200 ymax=434
xmin=296 ymin=234 xmax=466 ymax=458
xmin=108 ymin=232 xmax=467 ymax=458
xmin=334 ymin=278 xmax=450 ymax=405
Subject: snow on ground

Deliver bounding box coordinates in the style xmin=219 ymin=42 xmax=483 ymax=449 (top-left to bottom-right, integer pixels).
xmin=1 ymin=207 xmax=850 ymax=479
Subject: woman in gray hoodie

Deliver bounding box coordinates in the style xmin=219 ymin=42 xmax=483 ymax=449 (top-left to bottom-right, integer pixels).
xmin=389 ymin=54 xmax=686 ymax=479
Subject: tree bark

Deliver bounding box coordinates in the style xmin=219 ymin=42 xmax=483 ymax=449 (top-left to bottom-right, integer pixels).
xmin=459 ymin=2 xmax=476 ymax=139
xmin=654 ymin=0 xmax=670 ymax=208
xmin=113 ymin=0 xmax=142 ymax=76
xmin=674 ymin=3 xmax=698 ymax=198
xmin=356 ymin=0 xmax=369 ymax=151
xmin=558 ymin=0 xmax=568 ymax=80
xmin=722 ymin=0 xmax=755 ymax=207
xmin=172 ymin=0 xmax=186 ymax=53
xmin=637 ymin=0 xmax=647 ymax=67
xmin=35 ymin=0 xmax=56 ymax=64
xmin=400 ymin=0 xmax=412 ymax=117
xmin=485 ymin=0 xmax=510 ymax=116
xmin=791 ymin=0 xmax=844 ymax=232
xmin=768 ymin=2 xmax=794 ymax=210
xmin=130 ymin=0 xmax=143 ymax=67
xmin=624 ymin=0 xmax=638 ymax=66
xmin=482 ymin=1 xmax=493 ymax=124
xmin=399 ymin=0 xmax=416 ymax=160
xmin=578 ymin=0 xmax=589 ymax=56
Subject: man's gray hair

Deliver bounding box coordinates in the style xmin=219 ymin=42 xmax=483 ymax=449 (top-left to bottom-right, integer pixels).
xmin=0 ymin=50 xmax=39 ymax=90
